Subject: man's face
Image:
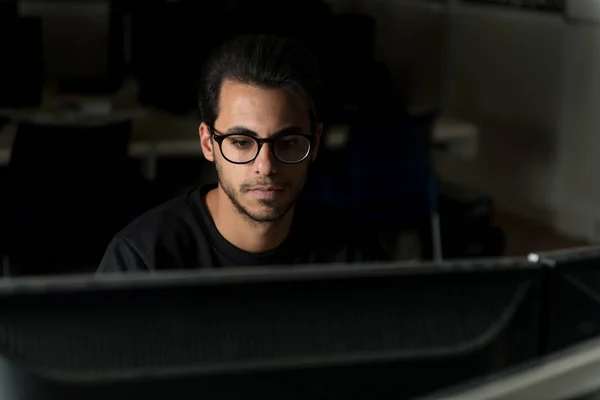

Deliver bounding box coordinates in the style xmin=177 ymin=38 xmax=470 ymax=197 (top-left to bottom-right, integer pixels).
xmin=200 ymin=80 xmax=320 ymax=223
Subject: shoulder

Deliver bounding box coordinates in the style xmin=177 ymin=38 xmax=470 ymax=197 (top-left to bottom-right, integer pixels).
xmin=119 ymin=193 xmax=198 ymax=245
xmin=98 ymin=190 xmax=204 ymax=272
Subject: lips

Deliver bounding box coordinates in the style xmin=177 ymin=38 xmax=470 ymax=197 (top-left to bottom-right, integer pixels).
xmin=251 ymin=186 xmax=283 ymax=192
xmin=249 ymin=186 xmax=284 ymax=200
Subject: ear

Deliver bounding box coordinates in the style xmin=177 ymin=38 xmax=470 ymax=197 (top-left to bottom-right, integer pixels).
xmin=311 ymin=123 xmax=323 ymax=162
xmin=199 ymin=122 xmax=215 ymax=162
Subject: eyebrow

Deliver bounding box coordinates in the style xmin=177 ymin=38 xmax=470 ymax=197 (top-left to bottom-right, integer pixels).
xmin=223 ymin=125 xmax=305 ymax=138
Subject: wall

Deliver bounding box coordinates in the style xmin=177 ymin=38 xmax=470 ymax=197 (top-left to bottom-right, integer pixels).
xmin=553 ymin=23 xmax=600 ymax=241
xmin=332 ymin=0 xmax=600 ymax=242
xmin=439 ymin=3 xmax=600 ymax=242
xmin=437 ymin=4 xmax=567 ymax=233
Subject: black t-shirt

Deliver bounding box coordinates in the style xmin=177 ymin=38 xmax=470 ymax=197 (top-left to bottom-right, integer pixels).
xmin=98 ymin=184 xmax=389 ymax=272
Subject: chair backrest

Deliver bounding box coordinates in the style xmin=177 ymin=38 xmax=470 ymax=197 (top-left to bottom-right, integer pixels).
xmin=310 ymin=115 xmax=435 ymax=210
xmin=9 ymin=120 xmax=131 ymax=183
xmin=307 ymin=113 xmax=437 ymax=226
xmin=348 ymin=114 xmax=435 ymax=200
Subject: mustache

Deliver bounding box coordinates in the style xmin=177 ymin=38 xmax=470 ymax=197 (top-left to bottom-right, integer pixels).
xmin=240 ymin=181 xmax=289 ymax=192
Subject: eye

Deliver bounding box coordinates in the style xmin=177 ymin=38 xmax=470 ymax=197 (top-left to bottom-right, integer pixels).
xmin=280 ymin=138 xmax=299 ymax=147
xmin=231 ymin=139 xmax=252 ymax=148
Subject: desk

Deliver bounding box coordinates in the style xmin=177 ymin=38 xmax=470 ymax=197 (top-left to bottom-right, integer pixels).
xmin=0 ymin=106 xmax=202 ymax=180
xmin=0 ymin=111 xmax=479 ymax=180
xmin=324 ymin=117 xmax=479 ymax=160
xmin=0 ymin=82 xmax=479 ymax=179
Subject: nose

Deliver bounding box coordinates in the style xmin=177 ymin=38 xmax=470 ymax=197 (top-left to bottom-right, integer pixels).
xmin=253 ymin=143 xmax=278 ymax=175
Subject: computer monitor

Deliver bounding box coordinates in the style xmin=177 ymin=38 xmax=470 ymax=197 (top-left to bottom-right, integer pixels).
xmin=0 ymin=0 xmax=17 ymax=17
xmin=419 ymin=333 xmax=600 ymax=400
xmin=17 ymin=0 xmax=124 ymax=94
xmin=0 ymin=16 xmax=43 ymax=107
xmin=536 ymin=246 xmax=600 ymax=354
xmin=0 ymin=259 xmax=541 ymax=399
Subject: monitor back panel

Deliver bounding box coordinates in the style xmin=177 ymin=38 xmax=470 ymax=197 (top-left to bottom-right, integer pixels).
xmin=0 ymin=263 xmax=542 ymax=399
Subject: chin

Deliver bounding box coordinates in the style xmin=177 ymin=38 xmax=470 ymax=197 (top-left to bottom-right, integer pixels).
xmin=249 ymin=204 xmax=286 ymax=219
xmin=223 ymin=183 xmax=298 ymax=223
xmin=243 ymin=200 xmax=292 ymax=223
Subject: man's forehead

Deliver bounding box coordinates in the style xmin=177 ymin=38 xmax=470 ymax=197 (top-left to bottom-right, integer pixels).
xmin=216 ymin=80 xmax=311 ymax=132
xmin=219 ymin=80 xmax=309 ymax=112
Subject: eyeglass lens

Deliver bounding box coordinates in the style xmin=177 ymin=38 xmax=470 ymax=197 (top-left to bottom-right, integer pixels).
xmin=220 ymin=135 xmax=310 ymax=163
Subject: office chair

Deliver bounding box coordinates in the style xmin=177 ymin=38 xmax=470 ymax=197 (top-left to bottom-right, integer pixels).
xmin=306 ymin=113 xmax=443 ymax=261
xmin=0 ymin=120 xmax=135 ymax=275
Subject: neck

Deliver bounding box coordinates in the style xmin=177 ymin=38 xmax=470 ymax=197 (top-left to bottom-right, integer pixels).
xmin=205 ymin=187 xmax=294 ymax=253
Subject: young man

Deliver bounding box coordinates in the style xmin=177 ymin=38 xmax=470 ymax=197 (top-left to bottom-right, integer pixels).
xmin=98 ymin=35 xmax=388 ymax=272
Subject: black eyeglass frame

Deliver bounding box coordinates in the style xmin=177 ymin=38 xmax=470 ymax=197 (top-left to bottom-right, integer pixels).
xmin=209 ymin=125 xmax=316 ymax=165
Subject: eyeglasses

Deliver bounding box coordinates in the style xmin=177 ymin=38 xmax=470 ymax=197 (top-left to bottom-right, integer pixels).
xmin=209 ymin=126 xmax=314 ymax=165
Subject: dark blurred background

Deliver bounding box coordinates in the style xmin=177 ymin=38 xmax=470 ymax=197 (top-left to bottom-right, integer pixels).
xmin=1 ymin=0 xmax=592 ymax=276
